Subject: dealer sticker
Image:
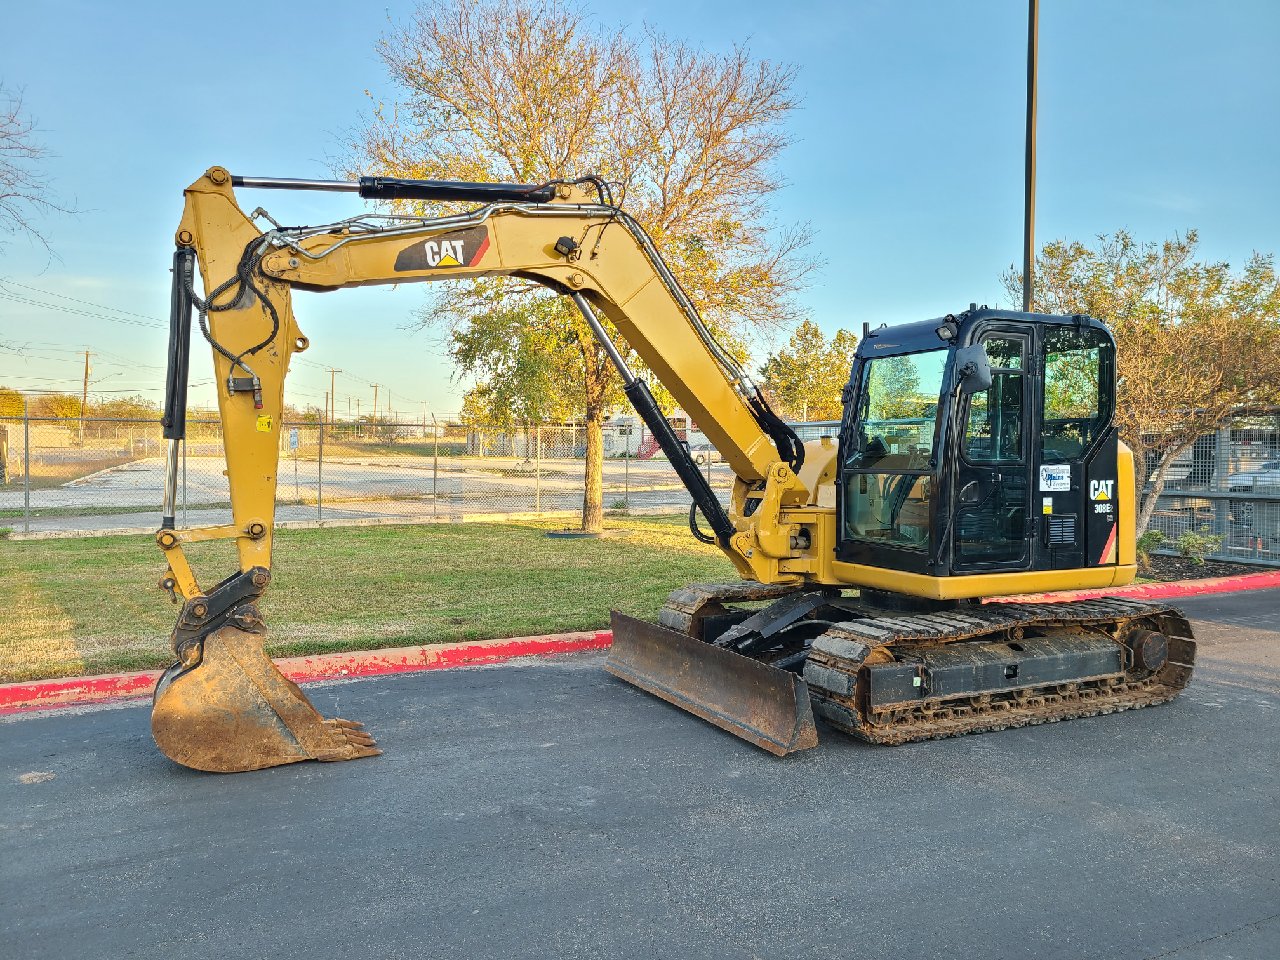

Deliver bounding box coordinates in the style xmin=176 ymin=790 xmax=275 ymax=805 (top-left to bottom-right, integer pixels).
xmin=1039 ymin=465 xmax=1070 ymax=492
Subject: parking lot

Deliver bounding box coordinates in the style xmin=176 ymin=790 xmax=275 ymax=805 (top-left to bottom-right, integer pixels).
xmin=2 ymin=590 xmax=1277 ymax=960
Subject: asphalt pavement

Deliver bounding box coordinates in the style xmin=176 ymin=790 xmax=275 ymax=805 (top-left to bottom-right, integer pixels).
xmin=2 ymin=591 xmax=1278 ymax=960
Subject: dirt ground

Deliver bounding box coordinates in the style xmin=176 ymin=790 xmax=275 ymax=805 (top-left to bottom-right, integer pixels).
xmin=1143 ymin=552 xmax=1270 ymax=581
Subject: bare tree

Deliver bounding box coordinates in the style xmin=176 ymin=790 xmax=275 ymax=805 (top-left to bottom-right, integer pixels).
xmin=1004 ymin=231 xmax=1280 ymax=535
xmin=351 ymin=0 xmax=808 ymax=532
xmin=0 ymin=85 xmax=74 ymax=254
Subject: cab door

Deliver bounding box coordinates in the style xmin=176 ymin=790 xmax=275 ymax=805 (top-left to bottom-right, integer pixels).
xmin=951 ymin=330 xmax=1032 ymax=570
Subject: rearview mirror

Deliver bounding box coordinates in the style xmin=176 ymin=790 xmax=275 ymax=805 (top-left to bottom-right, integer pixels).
xmin=955 ymin=344 xmax=993 ymax=395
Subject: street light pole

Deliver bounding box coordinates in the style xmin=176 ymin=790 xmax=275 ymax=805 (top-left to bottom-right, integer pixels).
xmin=1023 ymin=0 xmax=1039 ymax=313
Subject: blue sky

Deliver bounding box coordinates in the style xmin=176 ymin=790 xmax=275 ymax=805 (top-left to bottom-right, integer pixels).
xmin=1 ymin=0 xmax=1276 ymax=418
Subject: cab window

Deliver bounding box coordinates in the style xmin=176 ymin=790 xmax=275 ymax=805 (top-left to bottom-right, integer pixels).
xmin=963 ymin=335 xmax=1025 ymax=463
xmin=1042 ymin=326 xmax=1113 ymax=459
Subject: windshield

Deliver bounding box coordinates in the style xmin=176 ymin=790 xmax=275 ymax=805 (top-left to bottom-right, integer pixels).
xmin=845 ymin=349 xmax=949 ymax=471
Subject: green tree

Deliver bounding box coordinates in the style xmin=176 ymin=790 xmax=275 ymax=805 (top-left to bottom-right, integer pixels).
xmin=867 ymin=356 xmax=925 ymax=421
xmin=759 ymin=320 xmax=857 ymax=421
xmin=353 ymin=0 xmax=806 ymax=531
xmin=453 ymin=295 xmax=581 ymax=428
xmin=1004 ymin=230 xmax=1280 ymax=534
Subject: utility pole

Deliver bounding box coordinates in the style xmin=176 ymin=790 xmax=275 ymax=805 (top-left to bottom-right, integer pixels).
xmin=371 ymin=384 xmax=379 ymax=422
xmin=80 ymin=349 xmax=91 ymax=443
xmin=1022 ymin=0 xmax=1039 ymax=313
xmin=326 ymin=369 xmax=342 ymax=424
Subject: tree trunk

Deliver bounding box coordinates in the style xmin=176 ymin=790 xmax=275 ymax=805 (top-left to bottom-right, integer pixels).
xmin=581 ymin=400 xmax=605 ymax=533
xmin=1135 ymin=438 xmax=1198 ymax=537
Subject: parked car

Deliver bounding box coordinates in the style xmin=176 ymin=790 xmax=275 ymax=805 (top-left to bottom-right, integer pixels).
xmin=689 ymin=443 xmax=722 ymax=465
xmin=1227 ymin=460 xmax=1280 ymax=491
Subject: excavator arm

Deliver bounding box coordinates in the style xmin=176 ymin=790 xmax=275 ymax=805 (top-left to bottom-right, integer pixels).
xmin=151 ymin=167 xmax=818 ymax=771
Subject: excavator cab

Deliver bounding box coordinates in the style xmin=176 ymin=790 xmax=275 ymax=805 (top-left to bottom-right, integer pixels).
xmin=835 ymin=309 xmax=1123 ymax=587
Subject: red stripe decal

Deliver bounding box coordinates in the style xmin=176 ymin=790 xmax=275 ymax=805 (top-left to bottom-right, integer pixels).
xmin=467 ymin=234 xmax=490 ymax=266
xmin=1099 ymin=523 xmax=1118 ymax=565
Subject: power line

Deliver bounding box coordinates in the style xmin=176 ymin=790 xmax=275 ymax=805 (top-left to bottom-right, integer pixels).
xmin=1 ymin=281 xmax=442 ymax=411
xmin=0 ymin=278 xmax=170 ymax=325
xmin=0 ymin=291 xmax=166 ymax=330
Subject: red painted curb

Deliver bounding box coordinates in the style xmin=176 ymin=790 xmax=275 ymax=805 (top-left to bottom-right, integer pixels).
xmin=0 ymin=630 xmax=613 ymax=716
xmin=990 ymin=569 xmax=1280 ymax=604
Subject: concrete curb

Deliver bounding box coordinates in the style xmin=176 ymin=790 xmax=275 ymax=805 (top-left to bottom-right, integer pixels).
xmin=0 ymin=630 xmax=612 ymax=715
xmin=5 ymin=569 xmax=1277 ymax=716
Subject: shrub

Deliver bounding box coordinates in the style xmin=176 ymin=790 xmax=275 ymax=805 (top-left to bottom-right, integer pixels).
xmin=1174 ymin=528 xmax=1223 ymax=566
xmin=1135 ymin=530 xmax=1165 ymax=571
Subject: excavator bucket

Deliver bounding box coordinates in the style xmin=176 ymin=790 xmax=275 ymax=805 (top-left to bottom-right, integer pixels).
xmin=151 ymin=624 xmax=380 ymax=773
xmin=605 ymin=612 xmax=819 ymax=756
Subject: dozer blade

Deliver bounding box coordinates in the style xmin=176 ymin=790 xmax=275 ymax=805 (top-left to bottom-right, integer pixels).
xmin=151 ymin=624 xmax=381 ymax=773
xmin=605 ymin=612 xmax=818 ymax=756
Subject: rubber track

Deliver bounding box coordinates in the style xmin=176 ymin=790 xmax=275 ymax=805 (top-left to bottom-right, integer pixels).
xmin=657 ymin=581 xmax=801 ymax=635
xmin=805 ymin=598 xmax=1196 ymax=745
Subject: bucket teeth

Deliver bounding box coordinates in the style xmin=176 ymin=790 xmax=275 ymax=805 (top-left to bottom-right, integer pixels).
xmin=151 ymin=625 xmax=380 ymax=773
xmin=319 ymin=719 xmax=381 ymax=758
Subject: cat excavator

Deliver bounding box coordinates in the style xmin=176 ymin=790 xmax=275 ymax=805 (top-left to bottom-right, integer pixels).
xmin=151 ymin=167 xmax=1195 ymax=772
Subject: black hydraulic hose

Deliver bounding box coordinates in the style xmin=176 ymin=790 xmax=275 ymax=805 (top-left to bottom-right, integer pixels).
xmin=748 ymin=388 xmax=805 ymax=473
xmin=162 ymin=247 xmax=195 ymax=441
xmin=688 ymin=503 xmax=717 ymax=545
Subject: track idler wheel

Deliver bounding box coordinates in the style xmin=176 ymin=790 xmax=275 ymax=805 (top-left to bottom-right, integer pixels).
xmin=1126 ymin=629 xmax=1169 ymax=673
xmin=151 ymin=625 xmax=380 ymax=773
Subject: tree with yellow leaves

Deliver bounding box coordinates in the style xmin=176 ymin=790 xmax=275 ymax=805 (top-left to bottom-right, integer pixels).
xmin=1004 ymin=230 xmax=1280 ymax=534
xmin=351 ymin=0 xmax=807 ymax=531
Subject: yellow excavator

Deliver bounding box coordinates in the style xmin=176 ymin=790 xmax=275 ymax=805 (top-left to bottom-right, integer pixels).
xmin=151 ymin=167 xmax=1195 ymax=772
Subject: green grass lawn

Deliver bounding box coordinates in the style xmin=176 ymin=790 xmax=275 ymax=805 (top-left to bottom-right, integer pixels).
xmin=0 ymin=514 xmax=735 ymax=683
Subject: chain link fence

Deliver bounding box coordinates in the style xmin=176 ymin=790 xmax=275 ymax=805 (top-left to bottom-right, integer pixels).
xmin=0 ymin=411 xmax=732 ymax=536
xmin=3 ymin=409 xmax=1278 ymax=566
xmin=1143 ymin=415 xmax=1280 ymax=566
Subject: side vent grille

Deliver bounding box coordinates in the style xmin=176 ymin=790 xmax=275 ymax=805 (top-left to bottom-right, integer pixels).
xmin=1048 ymin=514 xmax=1077 ymax=545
